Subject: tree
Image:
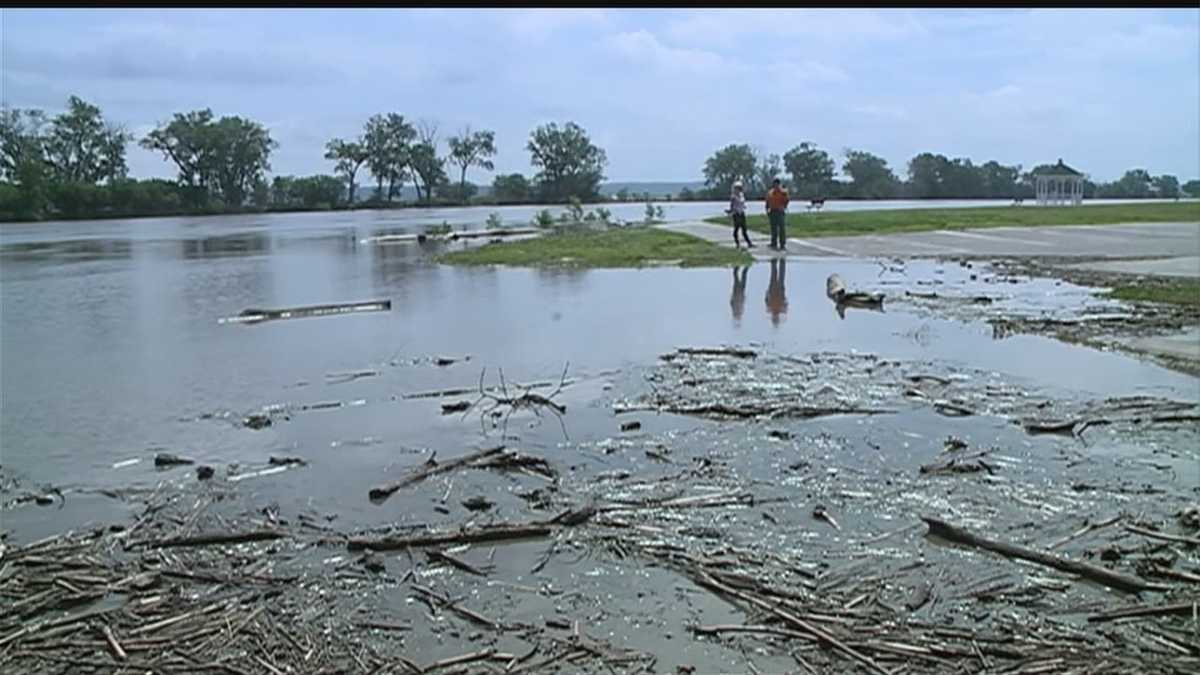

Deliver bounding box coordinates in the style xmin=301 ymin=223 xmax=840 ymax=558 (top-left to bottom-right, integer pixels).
xmin=44 ymin=96 xmax=131 ymax=185
xmin=906 ymin=152 xmax=948 ymax=199
xmin=363 ymin=113 xmax=415 ymax=202
xmin=205 ymin=116 xmax=276 ymax=207
xmin=324 ymin=138 xmax=368 ymax=205
xmin=492 ymin=173 xmax=530 ymax=202
xmin=753 ymin=152 xmax=782 ymax=199
xmin=142 ymin=109 xmax=276 ymax=208
xmin=842 ymin=149 xmax=899 ymax=199
xmin=408 ymin=142 xmax=447 ymax=205
xmin=526 ymin=122 xmax=607 ymax=202
xmin=1152 ymin=174 xmax=1180 ymax=199
xmin=140 ymin=109 xmax=217 ymax=192
xmin=703 ymin=144 xmax=756 ymax=199
xmin=1182 ymin=179 xmax=1200 ymax=198
xmin=447 ymin=126 xmax=496 ymax=203
xmin=0 ymin=108 xmax=49 ymax=183
xmin=783 ymin=142 xmax=835 ymax=199
xmin=979 ymin=160 xmax=1021 ymax=199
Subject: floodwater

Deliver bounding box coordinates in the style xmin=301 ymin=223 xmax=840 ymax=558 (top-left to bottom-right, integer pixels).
xmin=4 ymin=210 xmax=1200 ymax=674
xmin=1 ymin=210 xmax=1197 ymax=541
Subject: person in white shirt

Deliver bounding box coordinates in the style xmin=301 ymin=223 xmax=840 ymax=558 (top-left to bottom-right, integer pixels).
xmin=727 ymin=181 xmax=754 ymax=248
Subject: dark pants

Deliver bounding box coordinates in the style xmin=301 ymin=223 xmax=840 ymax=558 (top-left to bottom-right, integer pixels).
xmin=732 ymin=212 xmax=752 ymax=246
xmin=768 ymin=210 xmax=787 ymax=248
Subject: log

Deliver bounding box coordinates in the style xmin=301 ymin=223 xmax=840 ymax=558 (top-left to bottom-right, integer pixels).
xmin=921 ymin=517 xmax=1167 ymax=593
xmin=1124 ymin=524 xmax=1200 ymax=547
xmin=671 ymin=346 xmax=757 ymax=359
xmin=227 ymin=299 xmax=392 ymax=324
xmin=138 ymin=530 xmax=288 ymax=549
xmin=1087 ymin=602 xmax=1198 ymax=623
xmin=368 ymin=446 xmax=506 ymax=501
xmin=347 ymin=523 xmax=552 ymax=551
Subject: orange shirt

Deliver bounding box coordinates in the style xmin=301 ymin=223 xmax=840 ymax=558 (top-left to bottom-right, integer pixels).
xmin=766 ymin=186 xmax=790 ymax=212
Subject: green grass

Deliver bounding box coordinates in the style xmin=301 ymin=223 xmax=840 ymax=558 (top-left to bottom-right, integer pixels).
xmin=438 ymin=227 xmax=752 ymax=268
xmin=705 ymin=202 xmax=1200 ymax=238
xmin=1106 ymin=279 xmax=1200 ymax=308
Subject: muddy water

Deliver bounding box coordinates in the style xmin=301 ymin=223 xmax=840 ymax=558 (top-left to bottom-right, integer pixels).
xmin=2 ymin=219 xmax=1198 ymax=541
xmin=4 ymin=217 xmax=1199 ymax=674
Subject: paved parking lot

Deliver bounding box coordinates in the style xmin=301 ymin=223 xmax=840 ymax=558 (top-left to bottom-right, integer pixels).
xmin=661 ymin=220 xmax=1200 ymax=274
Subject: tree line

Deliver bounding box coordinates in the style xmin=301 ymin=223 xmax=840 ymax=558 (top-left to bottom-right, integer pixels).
xmin=0 ymin=96 xmax=609 ymax=221
xmin=1 ymin=95 xmax=1195 ymax=222
xmin=693 ymin=143 xmax=1195 ymax=203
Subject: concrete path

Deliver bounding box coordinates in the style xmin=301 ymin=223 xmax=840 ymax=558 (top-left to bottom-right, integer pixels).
xmin=659 ymin=220 xmax=1200 ymax=275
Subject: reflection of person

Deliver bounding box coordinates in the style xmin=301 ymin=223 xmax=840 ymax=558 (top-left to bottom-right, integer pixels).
xmin=727 ymin=181 xmax=753 ymax=248
xmin=765 ymin=178 xmax=790 ymax=251
xmin=765 ymin=258 xmax=788 ymax=326
xmin=730 ymin=265 xmax=748 ymax=325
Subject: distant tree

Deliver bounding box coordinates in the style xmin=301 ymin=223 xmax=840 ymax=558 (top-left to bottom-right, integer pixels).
xmin=140 ymin=109 xmax=216 ymax=193
xmin=703 ymin=144 xmax=757 ymax=199
xmin=1182 ymin=179 xmax=1200 ymax=198
xmin=142 ymin=110 xmax=276 ymax=207
xmin=979 ymin=160 xmax=1021 ymax=199
xmin=408 ymin=141 xmax=447 ymax=204
xmin=1110 ymin=169 xmax=1154 ymax=198
xmin=492 ymin=173 xmax=531 ymax=202
xmin=43 ymin=96 xmax=131 ymax=185
xmin=324 ymin=138 xmax=369 ymax=205
xmin=0 ymin=108 xmax=48 ymax=183
xmin=906 ymin=152 xmax=949 ymax=199
xmin=447 ymin=126 xmax=496 ymax=203
xmin=437 ymin=180 xmax=478 ymax=202
xmin=616 ymin=187 xmax=631 ymax=202
xmin=678 ymin=186 xmax=695 ymax=201
xmin=527 ymin=122 xmax=607 ymax=202
xmin=1152 ymin=174 xmax=1180 ymax=199
xmin=753 ymin=152 xmax=782 ymax=199
xmin=363 ymin=113 xmax=415 ymax=202
xmin=784 ymin=142 xmax=835 ymax=199
xmin=842 ymin=149 xmax=900 ymax=199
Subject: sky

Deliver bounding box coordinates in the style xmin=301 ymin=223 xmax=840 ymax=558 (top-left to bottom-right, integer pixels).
xmin=2 ymin=8 xmax=1198 ymax=184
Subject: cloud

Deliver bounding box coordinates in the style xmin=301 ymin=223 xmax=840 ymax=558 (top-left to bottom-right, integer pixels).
xmin=850 ymin=104 xmax=907 ymax=119
xmin=664 ymin=9 xmax=928 ymax=49
xmin=500 ymin=9 xmax=609 ymax=41
xmin=608 ymin=30 xmax=726 ymax=74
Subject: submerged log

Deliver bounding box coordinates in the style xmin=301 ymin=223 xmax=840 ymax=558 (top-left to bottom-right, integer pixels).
xmin=223 ymin=299 xmax=392 ymax=324
xmin=922 ymin=517 xmax=1167 ymax=593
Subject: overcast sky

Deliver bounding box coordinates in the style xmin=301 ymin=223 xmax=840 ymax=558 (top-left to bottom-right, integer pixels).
xmin=3 ymin=8 xmax=1198 ymax=184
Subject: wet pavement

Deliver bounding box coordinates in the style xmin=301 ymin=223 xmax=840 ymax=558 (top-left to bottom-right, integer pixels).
xmin=659 ymin=220 xmax=1200 ymax=263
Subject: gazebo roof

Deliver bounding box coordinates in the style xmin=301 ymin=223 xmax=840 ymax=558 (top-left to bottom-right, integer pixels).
xmin=1034 ymin=158 xmax=1084 ymax=177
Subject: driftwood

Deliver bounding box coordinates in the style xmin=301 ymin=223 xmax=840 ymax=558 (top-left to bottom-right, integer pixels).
xmin=461 ymin=364 xmax=571 ymax=438
xmin=223 ymin=299 xmax=391 ymax=324
xmin=136 ymin=530 xmax=288 ymax=549
xmin=665 ymin=347 xmax=757 ymax=359
xmin=347 ymin=507 xmax=594 ymax=551
xmin=369 ymin=446 xmax=506 ymax=501
xmin=1124 ymin=524 xmax=1200 ymax=547
xmin=922 ymin=517 xmax=1167 ymax=593
xmin=1087 ymin=602 xmax=1198 ymax=623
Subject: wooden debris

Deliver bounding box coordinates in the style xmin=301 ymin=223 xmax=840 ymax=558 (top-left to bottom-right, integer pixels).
xmin=154 ymin=453 xmax=194 ymax=467
xmin=369 ymin=446 xmax=506 ymax=501
xmin=922 ymin=516 xmax=1168 ymax=593
xmin=1124 ymin=524 xmax=1200 ymax=547
xmin=1087 ymin=602 xmax=1198 ymax=623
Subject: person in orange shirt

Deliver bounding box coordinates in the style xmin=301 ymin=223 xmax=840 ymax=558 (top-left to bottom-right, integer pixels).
xmin=765 ymin=178 xmax=790 ymax=251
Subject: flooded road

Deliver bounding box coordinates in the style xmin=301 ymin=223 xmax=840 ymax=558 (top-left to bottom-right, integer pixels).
xmin=2 ymin=218 xmax=1196 ymax=531
xmin=2 ymin=211 xmax=1198 ymax=674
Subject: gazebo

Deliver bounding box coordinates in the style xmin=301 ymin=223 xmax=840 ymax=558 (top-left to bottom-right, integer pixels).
xmin=1035 ymin=159 xmax=1085 ymax=206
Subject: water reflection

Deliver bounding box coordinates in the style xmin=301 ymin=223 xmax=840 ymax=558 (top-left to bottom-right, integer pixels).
xmin=765 ymin=258 xmax=788 ymax=327
xmin=0 ymin=238 xmax=133 ymax=263
xmin=730 ymin=266 xmax=748 ymax=326
xmin=180 ymin=233 xmax=270 ymax=259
